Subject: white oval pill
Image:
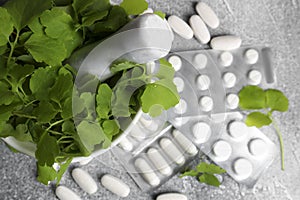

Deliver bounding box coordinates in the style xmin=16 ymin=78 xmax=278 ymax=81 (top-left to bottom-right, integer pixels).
xmin=226 ymin=93 xmax=239 ymax=109
xmin=168 ymin=55 xmax=182 ymax=71
xmin=245 ymin=49 xmax=259 ymax=64
xmin=130 ymin=125 xmax=146 ymax=141
xmin=228 ymin=121 xmax=248 ymax=139
xmin=156 ymin=193 xmax=188 ymax=200
xmin=193 ymin=53 xmax=207 ymax=69
xmin=196 ymin=2 xmax=220 ymax=29
xmin=192 ymin=122 xmax=211 ymax=143
xmin=233 ymin=158 xmax=253 ymax=179
xmin=72 ymin=168 xmax=98 ymax=194
xmin=174 ymin=99 xmax=187 ymax=114
xmin=146 ymin=61 xmax=156 ymax=75
xmin=220 ymin=51 xmax=233 ymax=67
xmin=173 ymin=77 xmax=185 ymax=93
xmin=135 ymin=158 xmax=160 ymax=186
xmin=210 ymin=36 xmax=242 ymax=51
xmin=101 ymin=174 xmax=130 ymax=197
xmin=160 ymin=138 xmax=185 ymax=165
xmin=172 ymin=129 xmax=198 ymax=156
xmin=56 ymin=186 xmax=81 ymax=200
xmin=213 ymin=140 xmax=232 ymax=161
xmin=199 ymin=96 xmax=213 ymax=112
xmin=189 ymin=15 xmax=210 ymax=44
xmin=167 ymin=15 xmax=194 ymax=39
xmin=119 ymin=137 xmax=133 ymax=152
xmin=223 ymin=72 xmax=236 ymax=88
xmin=248 ymin=138 xmax=267 ymax=156
xmin=147 ymin=148 xmax=173 ymax=176
xmin=196 ymin=74 xmax=210 ymax=90
xmin=248 ymin=70 xmax=262 ymax=85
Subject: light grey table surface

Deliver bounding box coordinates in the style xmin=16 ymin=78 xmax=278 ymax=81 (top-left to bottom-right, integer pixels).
xmin=1 ymin=0 xmax=300 ymax=199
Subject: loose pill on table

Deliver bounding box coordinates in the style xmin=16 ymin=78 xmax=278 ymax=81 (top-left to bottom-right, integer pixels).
xmin=147 ymin=148 xmax=173 ymax=176
xmin=167 ymin=15 xmax=194 ymax=39
xmin=196 ymin=74 xmax=210 ymax=90
xmin=199 ymin=96 xmax=213 ymax=112
xmin=101 ymin=174 xmax=130 ymax=197
xmin=160 ymin=138 xmax=185 ymax=165
xmin=248 ymin=138 xmax=267 ymax=156
xmin=156 ymin=193 xmax=188 ymax=200
xmin=193 ymin=53 xmax=208 ymax=69
xmin=222 ymin=72 xmax=237 ymax=88
xmin=192 ymin=122 xmax=211 ymax=143
xmin=173 ymin=77 xmax=185 ymax=93
xmin=168 ymin=55 xmax=182 ymax=71
xmin=172 ymin=129 xmax=198 ymax=156
xmin=210 ymin=36 xmax=242 ymax=51
xmin=213 ymin=140 xmax=232 ymax=161
xmin=174 ymin=99 xmax=188 ymax=114
xmin=195 ymin=2 xmax=220 ymax=29
xmin=248 ymin=69 xmax=262 ymax=85
xmin=135 ymin=158 xmax=161 ymax=186
xmin=226 ymin=93 xmax=239 ymax=109
xmin=56 ymin=186 xmax=82 ymax=200
xmin=245 ymin=49 xmax=259 ymax=64
xmin=119 ymin=137 xmax=133 ymax=152
xmin=189 ymin=15 xmax=210 ymax=44
xmin=219 ymin=51 xmax=233 ymax=67
xmin=228 ymin=121 xmax=248 ymax=139
xmin=72 ymin=168 xmax=98 ymax=194
xmin=233 ymin=158 xmax=253 ymax=178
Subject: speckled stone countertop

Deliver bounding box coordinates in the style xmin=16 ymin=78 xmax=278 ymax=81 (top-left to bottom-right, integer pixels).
xmin=1 ymin=0 xmax=300 ymax=199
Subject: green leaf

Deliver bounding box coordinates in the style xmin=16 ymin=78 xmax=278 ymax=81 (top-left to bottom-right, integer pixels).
xmin=265 ymin=89 xmax=289 ymax=112
xmin=199 ymin=173 xmax=221 ymax=187
xmin=0 ymin=82 xmax=16 ymax=105
xmin=4 ymin=0 xmax=52 ymax=31
xmin=36 ymin=132 xmax=60 ymax=166
xmin=196 ymin=162 xmax=226 ymax=174
xmin=8 ymin=64 xmax=35 ymax=85
xmin=179 ymin=169 xmax=198 ymax=178
xmin=62 ymin=120 xmax=75 ymax=134
xmin=49 ymin=73 xmax=73 ymax=104
xmin=80 ymin=92 xmax=96 ymax=120
xmin=153 ymin=11 xmax=166 ymax=19
xmin=28 ymin=17 xmax=44 ymax=34
xmin=102 ymin=119 xmax=120 ymax=137
xmin=245 ymin=112 xmax=272 ymax=128
xmin=120 ymin=0 xmax=148 ymax=15
xmin=25 ymin=34 xmax=67 ymax=66
xmin=110 ymin=60 xmax=138 ymax=74
xmin=96 ymin=84 xmax=112 ymax=119
xmin=0 ymin=7 xmax=14 ymax=46
xmin=33 ymin=101 xmax=58 ymax=123
xmin=239 ymin=85 xmax=266 ymax=110
xmin=56 ymin=158 xmax=72 ymax=184
xmin=37 ymin=164 xmax=57 ymax=185
xmin=82 ymin=10 xmax=109 ymax=27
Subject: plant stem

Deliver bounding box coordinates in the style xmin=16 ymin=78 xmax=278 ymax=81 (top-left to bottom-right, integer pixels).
xmin=13 ymin=112 xmax=36 ymax=119
xmin=7 ymin=31 xmax=20 ymax=65
xmin=271 ymin=117 xmax=285 ymax=170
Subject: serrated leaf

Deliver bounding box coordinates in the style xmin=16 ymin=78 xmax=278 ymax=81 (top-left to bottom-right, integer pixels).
xmin=239 ymin=85 xmax=266 ymax=110
xmin=120 ymin=0 xmax=148 ymax=15
xmin=37 ymin=164 xmax=57 ymax=185
xmin=36 ymin=132 xmax=60 ymax=166
xmin=4 ymin=0 xmax=52 ymax=31
xmin=96 ymin=84 xmax=112 ymax=119
xmin=110 ymin=60 xmax=137 ymax=74
xmin=0 ymin=82 xmax=16 ymax=105
xmin=33 ymin=101 xmax=58 ymax=123
xmin=265 ymin=89 xmax=289 ymax=112
xmin=245 ymin=112 xmax=272 ymax=128
xmin=49 ymin=73 xmax=73 ymax=104
xmin=199 ymin=173 xmax=221 ymax=187
xmin=82 ymin=10 xmax=109 ymax=27
xmin=102 ymin=119 xmax=120 ymax=137
xmin=8 ymin=64 xmax=35 ymax=84
xmin=179 ymin=169 xmax=198 ymax=178
xmin=28 ymin=17 xmax=44 ymax=34
xmin=0 ymin=7 xmax=14 ymax=46
xmin=196 ymin=162 xmax=226 ymax=174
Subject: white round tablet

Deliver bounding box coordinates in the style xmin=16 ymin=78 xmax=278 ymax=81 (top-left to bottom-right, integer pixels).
xmin=222 ymin=72 xmax=237 ymax=88
xmin=192 ymin=122 xmax=211 ymax=143
xmin=193 ymin=53 xmax=207 ymax=69
xmin=173 ymin=77 xmax=185 ymax=93
xmin=199 ymin=96 xmax=213 ymax=112
xmin=248 ymin=70 xmax=262 ymax=85
xmin=213 ymin=140 xmax=232 ymax=161
xmin=245 ymin=49 xmax=259 ymax=64
xmin=172 ymin=117 xmax=189 ymax=127
xmin=226 ymin=93 xmax=239 ymax=109
xmin=168 ymin=55 xmax=182 ymax=71
xmin=196 ymin=75 xmax=210 ymax=90
xmin=228 ymin=121 xmax=248 ymax=139
xmin=248 ymin=138 xmax=267 ymax=156
xmin=174 ymin=99 xmax=187 ymax=114
xmin=219 ymin=51 xmax=233 ymax=67
xmin=233 ymin=158 xmax=253 ymax=179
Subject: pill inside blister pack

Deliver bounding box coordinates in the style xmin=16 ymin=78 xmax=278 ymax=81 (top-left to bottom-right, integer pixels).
xmin=172 ymin=112 xmax=277 ymax=187
xmin=112 ymin=121 xmax=199 ymax=191
xmin=166 ymin=46 xmax=275 ymax=120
